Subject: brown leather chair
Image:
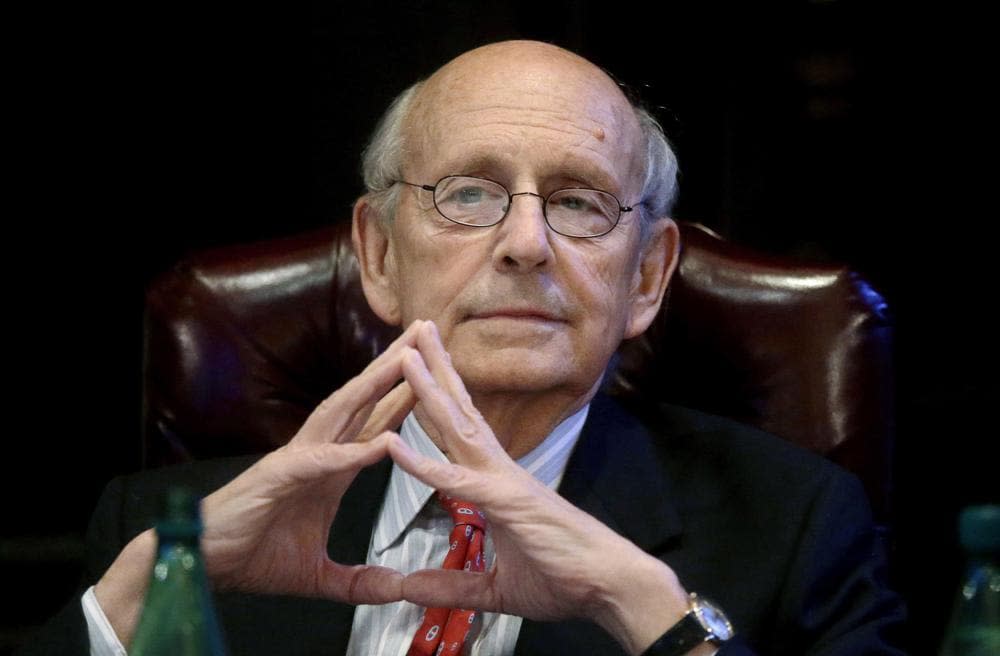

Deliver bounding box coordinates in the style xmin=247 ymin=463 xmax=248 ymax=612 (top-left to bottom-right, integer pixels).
xmin=142 ymin=221 xmax=894 ymax=522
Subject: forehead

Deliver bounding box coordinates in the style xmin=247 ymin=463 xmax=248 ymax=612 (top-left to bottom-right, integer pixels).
xmin=405 ymin=47 xmax=643 ymax=195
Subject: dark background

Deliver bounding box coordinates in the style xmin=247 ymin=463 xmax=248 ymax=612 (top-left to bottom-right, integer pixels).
xmin=4 ymin=1 xmax=996 ymax=653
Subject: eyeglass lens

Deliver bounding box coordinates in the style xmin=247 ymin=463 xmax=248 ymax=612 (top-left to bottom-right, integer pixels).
xmin=433 ymin=176 xmax=620 ymax=237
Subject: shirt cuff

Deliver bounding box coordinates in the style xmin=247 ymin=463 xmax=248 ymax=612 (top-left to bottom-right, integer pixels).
xmin=81 ymin=586 xmax=127 ymax=656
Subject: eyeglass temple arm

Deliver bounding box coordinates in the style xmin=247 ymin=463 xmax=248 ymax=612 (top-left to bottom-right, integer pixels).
xmin=394 ymin=180 xmax=437 ymax=192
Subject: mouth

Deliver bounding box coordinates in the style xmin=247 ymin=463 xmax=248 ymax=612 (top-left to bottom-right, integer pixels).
xmin=466 ymin=309 xmax=565 ymax=323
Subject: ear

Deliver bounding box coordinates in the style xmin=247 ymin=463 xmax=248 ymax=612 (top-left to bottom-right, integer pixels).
xmin=624 ymin=218 xmax=680 ymax=339
xmin=352 ymin=196 xmax=402 ymax=326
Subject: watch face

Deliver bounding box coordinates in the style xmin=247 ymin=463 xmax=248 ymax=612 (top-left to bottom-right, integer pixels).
xmin=695 ymin=598 xmax=735 ymax=640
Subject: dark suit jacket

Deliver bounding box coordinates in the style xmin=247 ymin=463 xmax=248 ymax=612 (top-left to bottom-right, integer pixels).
xmin=21 ymin=396 xmax=905 ymax=655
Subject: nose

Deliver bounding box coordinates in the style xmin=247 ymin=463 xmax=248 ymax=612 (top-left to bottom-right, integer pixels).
xmin=492 ymin=191 xmax=554 ymax=272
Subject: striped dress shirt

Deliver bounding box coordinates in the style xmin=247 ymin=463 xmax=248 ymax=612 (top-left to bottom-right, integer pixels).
xmin=346 ymin=405 xmax=589 ymax=656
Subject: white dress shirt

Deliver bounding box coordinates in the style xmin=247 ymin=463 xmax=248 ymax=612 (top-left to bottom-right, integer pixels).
xmin=346 ymin=407 xmax=587 ymax=656
xmin=84 ymin=406 xmax=588 ymax=655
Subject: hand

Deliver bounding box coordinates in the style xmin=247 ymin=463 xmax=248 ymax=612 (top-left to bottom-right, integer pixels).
xmin=96 ymin=320 xmax=428 ymax=646
xmin=388 ymin=321 xmax=692 ymax=655
xmin=199 ymin=321 xmax=423 ymax=601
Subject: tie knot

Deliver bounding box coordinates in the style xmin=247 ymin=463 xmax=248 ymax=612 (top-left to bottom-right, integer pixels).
xmin=437 ymin=492 xmax=487 ymax=531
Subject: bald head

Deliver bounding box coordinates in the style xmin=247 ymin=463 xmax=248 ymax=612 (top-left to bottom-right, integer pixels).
xmin=404 ymin=41 xmax=644 ymax=194
xmin=361 ymin=40 xmax=678 ymax=231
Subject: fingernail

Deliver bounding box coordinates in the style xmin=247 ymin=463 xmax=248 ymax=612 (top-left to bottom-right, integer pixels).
xmin=401 ymin=347 xmax=421 ymax=367
xmin=390 ymin=433 xmax=416 ymax=462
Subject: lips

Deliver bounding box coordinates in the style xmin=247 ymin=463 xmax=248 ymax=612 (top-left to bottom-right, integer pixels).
xmin=466 ymin=308 xmax=565 ymax=322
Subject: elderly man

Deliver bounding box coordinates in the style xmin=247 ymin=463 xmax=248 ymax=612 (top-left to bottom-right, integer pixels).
xmin=29 ymin=41 xmax=903 ymax=655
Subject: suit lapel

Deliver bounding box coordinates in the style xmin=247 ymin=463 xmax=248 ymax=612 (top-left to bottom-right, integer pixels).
xmin=297 ymin=456 xmax=393 ymax=649
xmin=515 ymin=395 xmax=683 ymax=655
xmin=557 ymin=395 xmax=682 ymax=550
xmin=328 ymin=456 xmax=393 ymax=564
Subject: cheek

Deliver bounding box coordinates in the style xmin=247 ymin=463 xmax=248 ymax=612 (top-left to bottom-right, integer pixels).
xmin=569 ymin=248 xmax=635 ymax=315
xmin=392 ymin=225 xmax=486 ymax=323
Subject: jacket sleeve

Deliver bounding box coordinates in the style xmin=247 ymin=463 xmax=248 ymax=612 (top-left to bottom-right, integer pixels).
xmin=14 ymin=456 xmax=259 ymax=656
xmin=770 ymin=470 xmax=907 ymax=655
xmin=645 ymin=470 xmax=906 ymax=656
xmin=14 ymin=476 xmax=131 ymax=656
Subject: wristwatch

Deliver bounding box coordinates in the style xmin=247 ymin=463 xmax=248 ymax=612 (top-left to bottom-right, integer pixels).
xmin=643 ymin=592 xmax=734 ymax=656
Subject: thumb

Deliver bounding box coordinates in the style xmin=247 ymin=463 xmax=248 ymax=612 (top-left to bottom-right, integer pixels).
xmin=319 ymin=561 xmax=404 ymax=605
xmin=401 ymin=568 xmax=497 ymax=612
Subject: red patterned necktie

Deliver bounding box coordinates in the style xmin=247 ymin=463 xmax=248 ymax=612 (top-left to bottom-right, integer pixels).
xmin=408 ymin=493 xmax=487 ymax=656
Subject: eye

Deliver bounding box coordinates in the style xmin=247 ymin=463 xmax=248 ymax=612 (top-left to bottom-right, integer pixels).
xmin=438 ymin=179 xmax=500 ymax=206
xmin=455 ymin=186 xmax=484 ymax=204
xmin=551 ymin=193 xmax=593 ymax=212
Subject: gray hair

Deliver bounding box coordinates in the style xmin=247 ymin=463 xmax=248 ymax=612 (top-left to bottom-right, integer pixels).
xmin=360 ymin=81 xmax=679 ymax=235
xmin=360 ymin=81 xmax=424 ymax=225
xmin=632 ymin=107 xmax=680 ymax=227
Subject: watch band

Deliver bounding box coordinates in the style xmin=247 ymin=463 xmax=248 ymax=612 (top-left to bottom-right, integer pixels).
xmin=642 ymin=612 xmax=711 ymax=656
xmin=640 ymin=593 xmax=733 ymax=656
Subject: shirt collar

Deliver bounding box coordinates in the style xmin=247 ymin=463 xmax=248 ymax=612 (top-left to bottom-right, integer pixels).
xmin=371 ymin=404 xmax=590 ymax=555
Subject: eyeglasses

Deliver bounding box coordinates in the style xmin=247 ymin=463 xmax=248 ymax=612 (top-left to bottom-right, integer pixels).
xmin=394 ymin=175 xmax=633 ymax=238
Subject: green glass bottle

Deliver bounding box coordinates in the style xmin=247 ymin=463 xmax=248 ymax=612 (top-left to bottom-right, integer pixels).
xmin=131 ymin=487 xmax=228 ymax=656
xmin=938 ymin=504 xmax=1000 ymax=656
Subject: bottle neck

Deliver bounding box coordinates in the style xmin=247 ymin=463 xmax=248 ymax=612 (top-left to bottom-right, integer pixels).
xmin=962 ymin=552 xmax=999 ymax=579
xmin=964 ymin=551 xmax=997 ymax=564
xmin=155 ymin=527 xmax=201 ymax=553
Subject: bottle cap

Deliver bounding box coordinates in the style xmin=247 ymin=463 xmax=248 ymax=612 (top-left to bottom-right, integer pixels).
xmin=958 ymin=504 xmax=1000 ymax=555
xmin=156 ymin=486 xmax=203 ymax=538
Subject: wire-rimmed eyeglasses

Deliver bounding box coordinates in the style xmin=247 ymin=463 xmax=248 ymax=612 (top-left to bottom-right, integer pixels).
xmin=394 ymin=175 xmax=633 ymax=238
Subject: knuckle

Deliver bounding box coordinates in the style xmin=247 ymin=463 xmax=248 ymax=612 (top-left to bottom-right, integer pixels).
xmin=314 ymin=393 xmax=341 ymax=418
xmin=439 ymin=462 xmax=475 ymax=491
xmin=457 ymin=420 xmax=479 ymax=441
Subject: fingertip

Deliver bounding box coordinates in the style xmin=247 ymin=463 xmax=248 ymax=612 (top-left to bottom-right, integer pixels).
xmin=400 ymin=569 xmax=488 ymax=610
xmin=416 ymin=318 xmax=433 ymax=342
xmin=369 ymin=567 xmax=404 ymax=604
xmin=339 ymin=564 xmax=404 ymax=605
xmin=386 ymin=431 xmax=415 ymax=461
xmin=344 ymin=431 xmax=395 ymax=467
xmin=417 ymin=320 xmax=447 ymax=358
xmin=398 ymin=319 xmax=424 ymax=343
xmin=388 ymin=434 xmax=432 ymax=481
xmin=401 ymin=345 xmax=427 ymax=371
xmin=368 ymin=430 xmax=394 ymax=447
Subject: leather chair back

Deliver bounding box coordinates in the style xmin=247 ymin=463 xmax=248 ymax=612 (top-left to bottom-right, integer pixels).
xmin=143 ymin=221 xmax=894 ymax=520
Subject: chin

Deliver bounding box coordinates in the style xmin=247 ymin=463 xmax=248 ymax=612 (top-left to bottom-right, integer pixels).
xmin=444 ymin=326 xmax=610 ymax=398
xmin=454 ymin=352 xmax=593 ymax=397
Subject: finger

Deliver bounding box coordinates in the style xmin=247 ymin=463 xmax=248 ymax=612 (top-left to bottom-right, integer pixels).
xmin=283 ymin=432 xmax=395 ymax=484
xmin=416 ymin=321 xmax=477 ymax=413
xmin=205 ymin=433 xmax=393 ymax=517
xmin=402 ymin=568 xmax=496 ymax=613
xmin=320 ymin=562 xmax=403 ymax=605
xmin=387 ymin=433 xmax=489 ymax=503
xmin=341 ymin=380 xmax=416 ymax=444
xmin=239 ymin=432 xmax=396 ymax=498
xmin=401 ymin=347 xmax=499 ymax=465
xmin=354 ymin=382 xmax=416 ymax=442
xmin=294 ymin=320 xmax=424 ymax=445
xmin=339 ymin=397 xmax=378 ymax=444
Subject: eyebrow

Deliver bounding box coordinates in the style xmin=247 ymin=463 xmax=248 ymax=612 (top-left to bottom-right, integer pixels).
xmin=433 ymin=153 xmax=626 ymax=197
